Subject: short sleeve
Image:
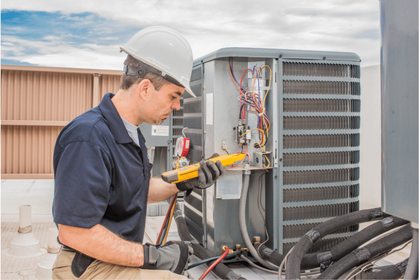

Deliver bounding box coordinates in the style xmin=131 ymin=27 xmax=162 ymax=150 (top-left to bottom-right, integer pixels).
xmin=53 ymin=141 xmax=112 ymax=228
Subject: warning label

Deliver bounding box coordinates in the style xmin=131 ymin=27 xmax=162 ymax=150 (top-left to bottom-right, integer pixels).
xmin=151 ymin=125 xmax=169 ymax=136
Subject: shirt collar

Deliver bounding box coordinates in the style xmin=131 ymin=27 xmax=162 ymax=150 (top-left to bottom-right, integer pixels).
xmin=98 ymin=93 xmax=133 ymax=144
xmin=121 ymin=117 xmax=140 ymax=147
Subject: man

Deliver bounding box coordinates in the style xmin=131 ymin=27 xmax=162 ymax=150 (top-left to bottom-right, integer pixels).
xmin=52 ymin=26 xmax=224 ymax=279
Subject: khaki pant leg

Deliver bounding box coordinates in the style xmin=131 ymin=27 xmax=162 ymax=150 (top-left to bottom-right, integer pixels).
xmin=52 ymin=250 xmax=77 ymax=280
xmin=52 ymin=250 xmax=189 ymax=280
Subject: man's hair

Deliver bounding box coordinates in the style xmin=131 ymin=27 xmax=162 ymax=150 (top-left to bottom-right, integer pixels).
xmin=120 ymin=55 xmax=170 ymax=90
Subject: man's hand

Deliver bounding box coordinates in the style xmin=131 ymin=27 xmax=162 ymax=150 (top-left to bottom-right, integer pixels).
xmin=176 ymin=160 xmax=224 ymax=191
xmin=141 ymin=241 xmax=193 ymax=274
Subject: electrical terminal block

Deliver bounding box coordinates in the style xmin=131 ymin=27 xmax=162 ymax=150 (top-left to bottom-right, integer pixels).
xmin=245 ymin=130 xmax=252 ymax=142
xmin=253 ymin=151 xmax=272 ymax=169
xmin=235 ymin=120 xmax=251 ymax=145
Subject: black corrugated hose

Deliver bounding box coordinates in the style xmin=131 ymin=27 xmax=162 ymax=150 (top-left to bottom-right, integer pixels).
xmin=173 ymin=202 xmax=246 ymax=280
xmin=404 ymin=227 xmax=419 ymax=280
xmin=362 ymin=258 xmax=408 ymax=279
xmin=302 ymin=215 xmax=409 ymax=269
xmin=317 ymin=224 xmax=413 ymax=279
xmin=255 ymin=215 xmax=408 ymax=271
xmin=253 ymin=243 xmax=284 ymax=266
xmin=285 ymin=207 xmax=387 ymax=279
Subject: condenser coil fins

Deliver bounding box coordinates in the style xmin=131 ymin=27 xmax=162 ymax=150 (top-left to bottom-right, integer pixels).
xmin=280 ymin=59 xmax=361 ymax=254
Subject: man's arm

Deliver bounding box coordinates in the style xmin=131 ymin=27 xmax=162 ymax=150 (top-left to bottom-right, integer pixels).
xmin=147 ymin=177 xmax=179 ymax=204
xmin=58 ymin=224 xmax=144 ymax=267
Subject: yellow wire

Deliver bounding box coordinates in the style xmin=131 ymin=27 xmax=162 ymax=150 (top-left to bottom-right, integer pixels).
xmin=162 ymin=197 xmax=176 ymax=245
xmin=238 ymin=128 xmax=267 ymax=152
xmin=239 ymin=128 xmax=265 ymax=137
xmin=264 ymin=155 xmax=270 ymax=168
xmin=258 ymin=65 xmax=273 ymax=141
xmin=256 ymin=65 xmax=272 ymax=149
xmin=259 ymin=65 xmax=272 ymax=107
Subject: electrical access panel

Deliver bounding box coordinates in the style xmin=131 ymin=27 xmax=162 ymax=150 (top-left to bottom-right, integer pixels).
xmin=180 ymin=47 xmax=361 ymax=255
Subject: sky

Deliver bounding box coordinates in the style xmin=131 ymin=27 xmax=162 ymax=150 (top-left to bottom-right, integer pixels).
xmin=1 ymin=0 xmax=380 ymax=70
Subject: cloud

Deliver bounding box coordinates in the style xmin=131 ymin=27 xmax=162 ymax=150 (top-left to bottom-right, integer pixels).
xmin=1 ymin=34 xmax=125 ymax=69
xmin=2 ymin=0 xmax=381 ymax=69
xmin=1 ymin=10 xmax=141 ymax=69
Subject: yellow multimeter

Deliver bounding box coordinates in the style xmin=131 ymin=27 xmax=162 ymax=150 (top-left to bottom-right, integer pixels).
xmin=161 ymin=153 xmax=246 ymax=184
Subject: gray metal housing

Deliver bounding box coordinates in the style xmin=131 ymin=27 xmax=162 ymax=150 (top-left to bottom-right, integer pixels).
xmin=380 ymin=0 xmax=419 ymax=223
xmin=183 ymin=47 xmax=361 ymax=255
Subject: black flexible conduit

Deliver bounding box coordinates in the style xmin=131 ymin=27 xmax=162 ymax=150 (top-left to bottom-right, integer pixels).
xmin=256 ymin=215 xmax=408 ymax=271
xmin=404 ymin=227 xmax=419 ymax=280
xmin=285 ymin=207 xmax=387 ymax=279
xmin=173 ymin=202 xmax=246 ymax=280
xmin=303 ymin=215 xmax=409 ymax=269
xmin=317 ymin=224 xmax=413 ymax=279
xmin=253 ymin=243 xmax=284 ymax=266
xmin=362 ymin=258 xmax=408 ymax=279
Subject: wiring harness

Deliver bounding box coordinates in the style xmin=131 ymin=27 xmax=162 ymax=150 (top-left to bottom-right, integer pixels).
xmin=156 ymin=195 xmax=177 ymax=246
xmin=228 ymin=58 xmax=272 ymax=167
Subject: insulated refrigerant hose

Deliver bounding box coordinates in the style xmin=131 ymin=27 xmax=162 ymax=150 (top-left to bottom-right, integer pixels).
xmin=302 ymin=215 xmax=409 ymax=269
xmin=173 ymin=202 xmax=246 ymax=280
xmin=255 ymin=215 xmax=408 ymax=271
xmin=362 ymin=258 xmax=408 ymax=279
xmin=239 ymin=171 xmax=279 ymax=271
xmin=285 ymin=207 xmax=387 ymax=279
xmin=253 ymin=242 xmax=285 ymax=266
xmin=317 ymin=224 xmax=413 ymax=279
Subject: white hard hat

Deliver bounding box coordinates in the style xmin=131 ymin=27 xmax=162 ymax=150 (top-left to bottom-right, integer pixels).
xmin=120 ymin=26 xmax=196 ymax=98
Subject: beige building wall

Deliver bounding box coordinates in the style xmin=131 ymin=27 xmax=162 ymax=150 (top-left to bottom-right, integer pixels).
xmin=1 ymin=65 xmax=122 ymax=179
xmin=359 ymin=65 xmax=382 ymax=210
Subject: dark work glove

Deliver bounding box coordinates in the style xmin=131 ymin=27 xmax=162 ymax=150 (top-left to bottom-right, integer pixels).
xmin=176 ymin=160 xmax=224 ymax=191
xmin=141 ymin=241 xmax=193 ymax=275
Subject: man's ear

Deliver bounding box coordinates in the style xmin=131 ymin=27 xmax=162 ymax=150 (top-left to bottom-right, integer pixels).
xmin=137 ymin=79 xmax=154 ymax=101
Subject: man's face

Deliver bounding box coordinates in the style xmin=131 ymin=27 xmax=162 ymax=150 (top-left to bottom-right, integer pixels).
xmin=145 ymin=82 xmax=184 ymax=125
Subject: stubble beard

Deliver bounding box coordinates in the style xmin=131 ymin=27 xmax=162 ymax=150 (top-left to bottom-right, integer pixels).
xmin=152 ymin=118 xmax=164 ymax=125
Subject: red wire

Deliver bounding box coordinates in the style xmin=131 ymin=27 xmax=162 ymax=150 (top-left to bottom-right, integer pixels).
xmin=240 ymin=69 xmax=253 ymax=90
xmin=198 ymin=247 xmax=230 ymax=280
xmin=156 ymin=195 xmax=176 ymax=245
xmin=231 ymin=147 xmax=248 ymax=168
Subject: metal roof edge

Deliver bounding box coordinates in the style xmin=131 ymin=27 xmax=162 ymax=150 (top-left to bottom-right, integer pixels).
xmin=193 ymin=47 xmax=361 ymax=66
xmin=1 ymin=65 xmax=123 ymax=75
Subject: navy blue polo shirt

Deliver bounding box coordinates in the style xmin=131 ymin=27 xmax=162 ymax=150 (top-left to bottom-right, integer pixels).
xmin=53 ymin=93 xmax=152 ymax=243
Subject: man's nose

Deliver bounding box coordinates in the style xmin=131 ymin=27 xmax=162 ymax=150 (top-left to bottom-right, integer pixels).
xmin=172 ymin=99 xmax=181 ymax=110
